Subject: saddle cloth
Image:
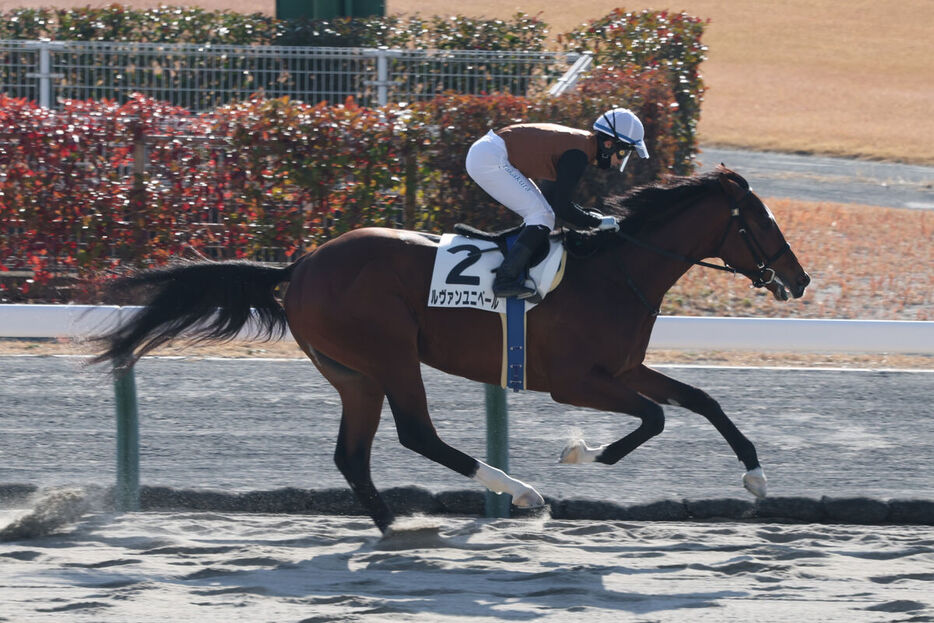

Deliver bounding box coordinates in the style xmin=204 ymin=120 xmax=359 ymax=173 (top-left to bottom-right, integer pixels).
xmin=428 ymin=233 xmax=566 ymax=313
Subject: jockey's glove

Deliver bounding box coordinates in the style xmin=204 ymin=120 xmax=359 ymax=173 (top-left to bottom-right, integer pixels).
xmin=596 ymin=216 xmax=619 ymax=232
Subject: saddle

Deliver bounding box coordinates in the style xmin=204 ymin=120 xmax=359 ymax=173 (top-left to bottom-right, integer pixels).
xmin=452 ymin=222 xmax=606 ymax=263
xmin=453 ymin=223 xmax=551 ymax=267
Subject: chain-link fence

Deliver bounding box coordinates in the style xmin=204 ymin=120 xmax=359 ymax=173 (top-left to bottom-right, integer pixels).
xmin=0 ymin=39 xmax=584 ymax=109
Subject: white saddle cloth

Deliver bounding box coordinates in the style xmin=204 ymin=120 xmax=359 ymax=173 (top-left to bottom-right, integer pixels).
xmin=428 ymin=233 xmax=566 ymax=313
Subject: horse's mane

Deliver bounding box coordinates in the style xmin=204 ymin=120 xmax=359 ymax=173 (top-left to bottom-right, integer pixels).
xmin=564 ymin=168 xmax=749 ymax=257
xmin=608 ymin=168 xmax=748 ymax=232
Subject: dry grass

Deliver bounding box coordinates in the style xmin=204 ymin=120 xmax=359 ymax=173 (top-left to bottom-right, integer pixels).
xmin=388 ymin=0 xmax=934 ymax=165
xmin=1 ymin=0 xmax=930 ymax=163
xmin=663 ymin=199 xmax=934 ymax=320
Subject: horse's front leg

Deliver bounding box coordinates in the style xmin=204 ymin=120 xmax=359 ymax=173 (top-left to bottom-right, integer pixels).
xmin=551 ymin=369 xmax=666 ymax=466
xmin=627 ymin=364 xmax=767 ymax=498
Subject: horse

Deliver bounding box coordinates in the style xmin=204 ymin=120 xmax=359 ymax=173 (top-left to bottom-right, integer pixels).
xmin=91 ymin=167 xmax=810 ymax=533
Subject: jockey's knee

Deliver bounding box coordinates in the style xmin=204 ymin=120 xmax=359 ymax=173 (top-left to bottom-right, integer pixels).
xmin=525 ymin=209 xmax=555 ymax=231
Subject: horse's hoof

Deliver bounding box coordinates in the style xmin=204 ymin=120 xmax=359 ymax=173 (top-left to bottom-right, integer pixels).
xmin=743 ymin=467 xmax=768 ymax=498
xmin=559 ymin=439 xmax=586 ymax=464
xmin=513 ymin=488 xmax=545 ymax=508
xmin=560 ymin=439 xmax=606 ymax=464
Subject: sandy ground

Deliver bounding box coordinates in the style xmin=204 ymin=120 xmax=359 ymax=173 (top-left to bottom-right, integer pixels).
xmin=1 ymin=489 xmax=932 ymax=622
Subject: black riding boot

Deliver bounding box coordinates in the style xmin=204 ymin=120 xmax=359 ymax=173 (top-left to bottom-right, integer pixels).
xmin=492 ymin=225 xmax=550 ymax=299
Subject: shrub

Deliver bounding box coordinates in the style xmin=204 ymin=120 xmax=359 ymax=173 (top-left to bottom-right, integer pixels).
xmin=1 ymin=81 xmax=682 ymax=300
xmin=0 ymin=6 xmax=546 ymax=50
xmin=0 ymin=94 xmax=421 ymax=300
xmin=530 ymin=65 xmax=678 ymax=207
xmin=561 ymin=9 xmax=708 ymax=173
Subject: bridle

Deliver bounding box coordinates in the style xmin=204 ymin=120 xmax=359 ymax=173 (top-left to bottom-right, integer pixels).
xmin=709 ymin=187 xmax=791 ymax=288
xmin=613 ymin=185 xmax=791 ymax=314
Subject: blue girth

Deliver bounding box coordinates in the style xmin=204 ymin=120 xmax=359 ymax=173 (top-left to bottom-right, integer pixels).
xmin=505 ymin=233 xmax=526 ymax=392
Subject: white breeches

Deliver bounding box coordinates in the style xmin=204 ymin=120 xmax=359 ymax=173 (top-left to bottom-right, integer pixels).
xmin=465 ymin=130 xmax=556 ymax=230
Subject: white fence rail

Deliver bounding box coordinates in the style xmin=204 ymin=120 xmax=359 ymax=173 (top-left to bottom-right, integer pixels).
xmin=1 ymin=305 xmax=932 ymax=354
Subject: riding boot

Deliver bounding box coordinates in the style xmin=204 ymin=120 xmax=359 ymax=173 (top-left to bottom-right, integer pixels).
xmin=492 ymin=225 xmax=550 ymax=299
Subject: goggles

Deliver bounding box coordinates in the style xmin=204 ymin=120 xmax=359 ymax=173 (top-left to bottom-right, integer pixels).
xmin=615 ymin=142 xmax=635 ymax=172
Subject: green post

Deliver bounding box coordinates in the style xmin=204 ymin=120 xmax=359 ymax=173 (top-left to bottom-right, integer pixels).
xmin=484 ymin=383 xmax=510 ymax=518
xmin=113 ymin=361 xmax=140 ymax=511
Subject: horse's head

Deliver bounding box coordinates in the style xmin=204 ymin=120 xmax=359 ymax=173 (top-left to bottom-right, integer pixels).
xmin=712 ymin=168 xmax=810 ymax=301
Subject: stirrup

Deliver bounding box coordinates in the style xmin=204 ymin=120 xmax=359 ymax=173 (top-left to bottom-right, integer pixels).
xmin=493 ymin=276 xmax=537 ymax=300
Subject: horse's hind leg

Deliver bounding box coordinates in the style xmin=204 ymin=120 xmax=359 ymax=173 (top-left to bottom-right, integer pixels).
xmin=553 ymin=370 xmax=666 ymax=466
xmin=628 ymin=364 xmax=767 ymax=498
xmin=307 ymin=349 xmax=394 ymax=532
xmin=384 ymin=365 xmax=545 ymax=509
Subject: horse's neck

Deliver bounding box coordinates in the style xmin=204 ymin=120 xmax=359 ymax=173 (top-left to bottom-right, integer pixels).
xmin=614 ymin=198 xmax=728 ymax=308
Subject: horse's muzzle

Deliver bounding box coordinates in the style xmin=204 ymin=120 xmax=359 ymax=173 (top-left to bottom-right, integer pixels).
xmin=791 ymin=272 xmax=811 ymax=298
xmin=767 ymin=270 xmax=810 ymax=301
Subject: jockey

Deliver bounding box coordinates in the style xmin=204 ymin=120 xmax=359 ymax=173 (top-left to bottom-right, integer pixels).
xmin=466 ymin=108 xmax=651 ymax=299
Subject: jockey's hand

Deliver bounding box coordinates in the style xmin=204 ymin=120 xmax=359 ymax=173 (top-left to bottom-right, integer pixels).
xmin=596 ymin=216 xmax=619 ymax=232
xmin=586 ymin=209 xmax=605 ymax=220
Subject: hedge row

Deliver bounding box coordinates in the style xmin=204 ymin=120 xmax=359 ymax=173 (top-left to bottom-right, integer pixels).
xmin=562 ymin=9 xmax=708 ymax=172
xmin=0 ymin=6 xmax=548 ymax=50
xmin=0 ymin=62 xmax=678 ymax=301
xmin=0 ymin=6 xmax=705 ymax=172
xmin=0 ymin=6 xmax=707 ymax=301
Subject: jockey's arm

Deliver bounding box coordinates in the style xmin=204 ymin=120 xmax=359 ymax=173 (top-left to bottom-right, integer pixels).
xmin=547 ymin=149 xmax=602 ymax=230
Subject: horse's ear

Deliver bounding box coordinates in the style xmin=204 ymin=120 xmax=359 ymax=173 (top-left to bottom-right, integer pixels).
xmin=717 ymin=169 xmax=741 ymax=196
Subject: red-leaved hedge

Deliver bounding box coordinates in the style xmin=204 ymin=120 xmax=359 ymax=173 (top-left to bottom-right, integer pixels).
xmin=1 ymin=62 xmax=680 ymax=301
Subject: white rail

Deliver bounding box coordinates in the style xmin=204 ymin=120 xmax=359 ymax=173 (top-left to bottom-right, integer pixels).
xmin=1 ymin=305 xmax=932 ymax=354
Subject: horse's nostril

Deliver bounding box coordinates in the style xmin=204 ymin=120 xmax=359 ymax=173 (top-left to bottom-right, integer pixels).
xmin=799 ymin=273 xmax=811 ymax=288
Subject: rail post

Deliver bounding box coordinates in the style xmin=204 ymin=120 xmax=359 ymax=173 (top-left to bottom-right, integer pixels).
xmin=25 ymin=40 xmax=64 ymax=109
xmin=484 ymin=383 xmax=510 ymax=518
xmin=113 ymin=357 xmax=140 ymax=511
xmin=362 ymin=48 xmax=400 ymax=107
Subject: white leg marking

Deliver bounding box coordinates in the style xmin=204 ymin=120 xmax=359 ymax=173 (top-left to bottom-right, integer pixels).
xmin=559 ymin=439 xmax=609 ymax=464
xmin=473 ymin=462 xmax=545 ymax=508
xmin=743 ymin=466 xmax=768 ymax=498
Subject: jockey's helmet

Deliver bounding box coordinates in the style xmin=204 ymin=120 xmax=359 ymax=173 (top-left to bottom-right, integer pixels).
xmin=593 ymin=108 xmax=650 ymax=171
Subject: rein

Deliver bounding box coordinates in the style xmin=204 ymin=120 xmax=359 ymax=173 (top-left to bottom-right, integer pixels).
xmin=612 ymin=187 xmax=790 ymax=314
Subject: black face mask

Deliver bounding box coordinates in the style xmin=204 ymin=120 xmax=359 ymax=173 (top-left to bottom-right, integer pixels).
xmin=596 ymin=133 xmax=635 ymax=171
xmin=596 ymin=133 xmax=616 ymax=169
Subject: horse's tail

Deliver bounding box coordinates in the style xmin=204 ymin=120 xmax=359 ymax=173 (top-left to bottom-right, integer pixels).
xmin=90 ymin=259 xmax=296 ymax=369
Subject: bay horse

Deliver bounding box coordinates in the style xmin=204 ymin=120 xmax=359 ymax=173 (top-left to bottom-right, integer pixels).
xmin=92 ymin=167 xmax=810 ymax=533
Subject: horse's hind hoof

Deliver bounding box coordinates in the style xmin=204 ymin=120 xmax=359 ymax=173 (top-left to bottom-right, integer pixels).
xmin=559 ymin=439 xmax=589 ymax=464
xmin=743 ymin=467 xmax=768 ymax=498
xmin=559 ymin=439 xmax=605 ymax=464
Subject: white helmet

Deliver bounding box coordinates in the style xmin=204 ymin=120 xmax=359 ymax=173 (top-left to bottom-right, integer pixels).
xmin=593 ymin=108 xmax=650 ymax=171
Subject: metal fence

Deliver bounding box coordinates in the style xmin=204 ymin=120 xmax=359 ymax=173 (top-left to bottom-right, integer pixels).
xmin=0 ymin=39 xmax=584 ymax=109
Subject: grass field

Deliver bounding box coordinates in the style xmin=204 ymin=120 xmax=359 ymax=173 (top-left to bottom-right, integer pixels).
xmin=3 ymin=0 xmax=930 ymax=164
xmin=389 ymin=0 xmax=934 ymax=165
xmin=664 ymin=199 xmax=932 ymax=321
